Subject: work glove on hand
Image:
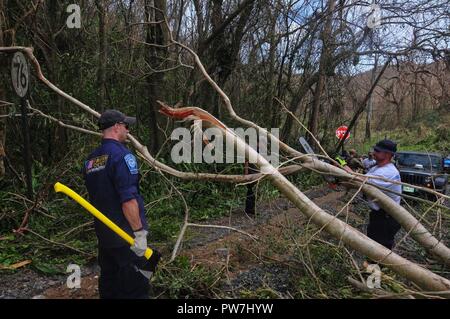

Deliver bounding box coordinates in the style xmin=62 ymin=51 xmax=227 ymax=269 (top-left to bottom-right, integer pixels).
xmin=130 ymin=229 xmax=148 ymax=257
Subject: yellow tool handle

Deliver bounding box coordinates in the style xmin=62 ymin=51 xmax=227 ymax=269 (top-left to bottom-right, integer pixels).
xmin=54 ymin=182 xmax=153 ymax=260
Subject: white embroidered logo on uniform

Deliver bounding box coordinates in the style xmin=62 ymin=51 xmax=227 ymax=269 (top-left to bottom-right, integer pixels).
xmin=124 ymin=154 xmax=138 ymax=174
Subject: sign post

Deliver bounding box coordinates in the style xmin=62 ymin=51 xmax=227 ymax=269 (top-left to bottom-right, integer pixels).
xmin=11 ymin=52 xmax=33 ymax=199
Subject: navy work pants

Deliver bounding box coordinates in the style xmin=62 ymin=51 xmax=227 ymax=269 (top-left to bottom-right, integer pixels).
xmin=367 ymin=209 xmax=401 ymax=250
xmin=98 ymin=245 xmax=149 ymax=299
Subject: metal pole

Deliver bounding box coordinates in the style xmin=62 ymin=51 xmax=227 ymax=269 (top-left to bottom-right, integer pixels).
xmin=11 ymin=52 xmax=33 ymax=199
xmin=20 ymin=97 xmax=33 ymax=199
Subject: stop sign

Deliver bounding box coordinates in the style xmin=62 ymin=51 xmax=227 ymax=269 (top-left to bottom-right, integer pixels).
xmin=336 ymin=126 xmax=350 ymax=140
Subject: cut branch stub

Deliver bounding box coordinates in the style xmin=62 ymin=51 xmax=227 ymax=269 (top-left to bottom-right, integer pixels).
xmin=157 ymin=100 xmax=227 ymax=129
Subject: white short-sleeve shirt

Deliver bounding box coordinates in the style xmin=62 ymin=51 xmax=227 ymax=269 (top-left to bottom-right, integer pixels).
xmin=363 ymin=158 xmax=377 ymax=170
xmin=365 ymin=163 xmax=402 ymax=211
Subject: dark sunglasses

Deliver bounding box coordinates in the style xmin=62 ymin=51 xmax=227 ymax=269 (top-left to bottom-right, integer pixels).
xmin=116 ymin=122 xmax=129 ymax=130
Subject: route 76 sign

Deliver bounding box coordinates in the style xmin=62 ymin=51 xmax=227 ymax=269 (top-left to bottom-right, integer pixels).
xmin=11 ymin=52 xmax=29 ymax=97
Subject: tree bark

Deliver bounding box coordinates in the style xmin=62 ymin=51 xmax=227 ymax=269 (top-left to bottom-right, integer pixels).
xmin=189 ymin=0 xmax=255 ymax=116
xmin=365 ymin=51 xmax=378 ymax=140
xmin=0 ymin=0 xmax=7 ymax=178
xmin=144 ymin=0 xmax=168 ymax=154
xmin=307 ymin=0 xmax=335 ymax=145
xmin=95 ymin=0 xmax=107 ymax=112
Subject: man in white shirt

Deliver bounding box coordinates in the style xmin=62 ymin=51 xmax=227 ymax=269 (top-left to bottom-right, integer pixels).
xmin=344 ymin=139 xmax=402 ymax=250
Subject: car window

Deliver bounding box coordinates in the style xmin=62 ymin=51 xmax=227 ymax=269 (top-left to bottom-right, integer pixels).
xmin=396 ymin=153 xmax=442 ymax=170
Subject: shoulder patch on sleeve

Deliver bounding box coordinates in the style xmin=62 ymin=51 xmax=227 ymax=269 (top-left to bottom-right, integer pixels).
xmin=85 ymin=155 xmax=109 ymax=174
xmin=124 ymin=153 xmax=138 ymax=174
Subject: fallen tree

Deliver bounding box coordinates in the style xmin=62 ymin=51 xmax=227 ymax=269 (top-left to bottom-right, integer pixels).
xmin=153 ymin=15 xmax=450 ymax=266
xmin=158 ymin=104 xmax=450 ymax=292
xmin=1 ymin=45 xmax=450 ymax=292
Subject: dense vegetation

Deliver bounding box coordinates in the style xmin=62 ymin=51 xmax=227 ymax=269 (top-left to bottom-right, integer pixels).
xmin=0 ymin=0 xmax=449 ymax=298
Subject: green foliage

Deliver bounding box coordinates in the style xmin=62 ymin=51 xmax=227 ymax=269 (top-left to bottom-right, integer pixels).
xmin=0 ymin=237 xmax=28 ymax=267
xmin=239 ymin=288 xmax=281 ymax=299
xmin=290 ymin=171 xmax=324 ymax=189
xmin=358 ymin=112 xmax=450 ymax=155
xmin=152 ymin=256 xmax=224 ymax=298
xmin=0 ymin=130 xmax=258 ymax=276
xmin=290 ymin=241 xmax=355 ymax=298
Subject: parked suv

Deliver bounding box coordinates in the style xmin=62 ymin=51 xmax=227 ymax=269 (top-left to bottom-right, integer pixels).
xmin=395 ymin=151 xmax=448 ymax=195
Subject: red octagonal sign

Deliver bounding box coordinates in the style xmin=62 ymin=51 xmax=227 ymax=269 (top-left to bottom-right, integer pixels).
xmin=336 ymin=125 xmax=350 ymax=140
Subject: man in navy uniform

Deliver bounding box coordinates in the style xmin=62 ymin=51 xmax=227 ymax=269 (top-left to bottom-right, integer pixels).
xmin=83 ymin=109 xmax=150 ymax=299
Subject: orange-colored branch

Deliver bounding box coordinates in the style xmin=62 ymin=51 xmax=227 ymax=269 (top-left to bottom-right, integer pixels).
xmin=157 ymin=101 xmax=226 ymax=130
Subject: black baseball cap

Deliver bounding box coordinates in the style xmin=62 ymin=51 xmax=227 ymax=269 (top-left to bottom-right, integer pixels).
xmin=373 ymin=139 xmax=397 ymax=154
xmin=98 ymin=109 xmax=136 ymax=130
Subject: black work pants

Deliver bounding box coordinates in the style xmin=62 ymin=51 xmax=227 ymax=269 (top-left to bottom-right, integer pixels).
xmin=367 ymin=209 xmax=401 ymax=250
xmin=98 ymin=245 xmax=149 ymax=299
xmin=245 ymin=183 xmax=256 ymax=215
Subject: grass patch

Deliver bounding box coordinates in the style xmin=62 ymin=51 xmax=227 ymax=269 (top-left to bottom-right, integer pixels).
xmin=152 ymin=256 xmax=224 ymax=298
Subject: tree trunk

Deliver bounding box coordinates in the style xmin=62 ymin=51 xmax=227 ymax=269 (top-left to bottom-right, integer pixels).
xmin=144 ymin=0 xmax=168 ymax=154
xmin=365 ymin=54 xmax=378 ymax=140
xmin=307 ymin=0 xmax=335 ymax=145
xmin=190 ymin=0 xmax=255 ymax=116
xmin=95 ymin=0 xmax=107 ymax=112
xmin=0 ymin=0 xmax=8 ymax=178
